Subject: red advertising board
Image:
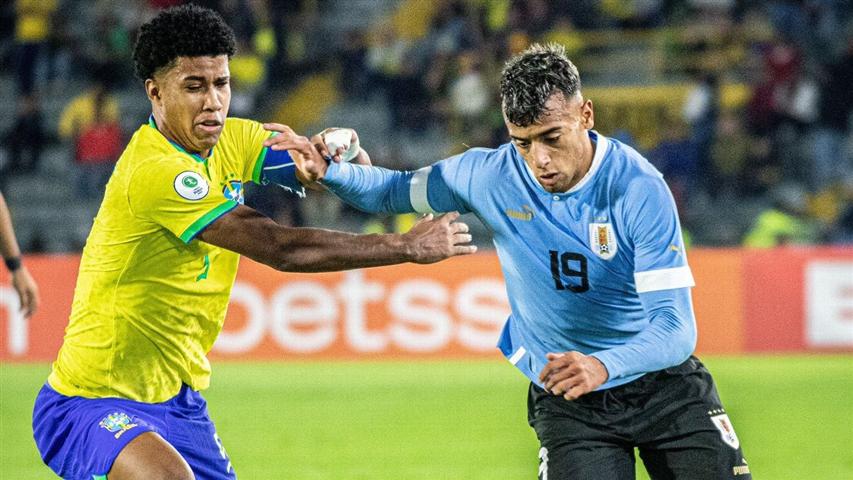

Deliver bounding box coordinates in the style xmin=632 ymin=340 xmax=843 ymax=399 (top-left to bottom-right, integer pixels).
xmin=2 ymin=248 xmax=851 ymax=362
xmin=743 ymin=247 xmax=853 ymax=352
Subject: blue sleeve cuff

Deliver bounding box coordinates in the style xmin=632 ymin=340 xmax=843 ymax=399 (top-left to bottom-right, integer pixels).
xmin=590 ymin=351 xmax=623 ymax=381
xmin=590 ymin=287 xmax=696 ymax=381
xmin=260 ymin=148 xmax=305 ymax=198
xmin=321 ymin=160 xmax=353 ymax=188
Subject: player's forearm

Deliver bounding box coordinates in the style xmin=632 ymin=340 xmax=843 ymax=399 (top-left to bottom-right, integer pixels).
xmin=263 ymin=227 xmax=414 ymax=272
xmin=321 ymin=161 xmax=416 ymax=214
xmin=592 ymin=288 xmax=696 ymax=380
xmin=0 ymin=194 xmax=23 ymax=259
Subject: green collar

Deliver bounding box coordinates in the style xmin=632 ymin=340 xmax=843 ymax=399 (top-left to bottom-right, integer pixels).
xmin=148 ymin=115 xmax=212 ymax=164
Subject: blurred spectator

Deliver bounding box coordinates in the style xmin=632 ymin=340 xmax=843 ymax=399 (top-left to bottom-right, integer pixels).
xmin=419 ymin=1 xmax=475 ymax=64
xmin=13 ymin=0 xmax=58 ymax=94
xmin=338 ymin=29 xmax=370 ymax=99
xmin=541 ymin=15 xmax=585 ymax=59
xmin=58 ymin=66 xmax=121 ymax=202
xmin=267 ymin=0 xmax=314 ymax=82
xmin=746 ymin=40 xmax=801 ymax=134
xmin=647 ymin=116 xmax=698 ymax=207
xmin=811 ymin=36 xmax=853 ymax=190
xmin=89 ymin=8 xmax=133 ymax=82
xmin=827 ymin=178 xmax=853 ymax=244
xmin=366 ymin=21 xmax=409 ymax=92
xmin=387 ymin=56 xmax=432 ymax=133
xmin=600 ymin=0 xmax=665 ymax=29
xmin=229 ymin=37 xmax=266 ymax=117
xmin=0 ymin=94 xmax=45 ymax=181
xmin=766 ymin=0 xmax=810 ymax=48
xmin=743 ymin=183 xmax=820 ymax=247
xmin=709 ymin=111 xmax=751 ymax=196
xmin=448 ymin=50 xmax=489 ymax=136
xmin=1 ymin=0 xmax=851 ymax=250
xmin=682 ymin=72 xmax=719 ymax=193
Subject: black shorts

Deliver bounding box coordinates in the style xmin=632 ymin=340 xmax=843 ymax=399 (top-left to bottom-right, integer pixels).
xmin=527 ymin=356 xmax=751 ymax=480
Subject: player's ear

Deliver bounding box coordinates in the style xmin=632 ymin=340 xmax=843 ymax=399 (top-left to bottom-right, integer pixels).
xmin=580 ymin=99 xmax=594 ymax=129
xmin=145 ymin=79 xmax=160 ymax=102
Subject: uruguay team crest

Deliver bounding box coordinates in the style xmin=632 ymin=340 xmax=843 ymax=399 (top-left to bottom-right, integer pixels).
xmin=589 ymin=223 xmax=617 ymax=260
xmin=710 ymin=413 xmax=740 ymax=449
xmin=99 ymin=412 xmax=138 ymax=439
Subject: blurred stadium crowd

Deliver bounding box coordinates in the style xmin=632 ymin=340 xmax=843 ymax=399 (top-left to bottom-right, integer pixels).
xmin=0 ymin=0 xmax=851 ymax=252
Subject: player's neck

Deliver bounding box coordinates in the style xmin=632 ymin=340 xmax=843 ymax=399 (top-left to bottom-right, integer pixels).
xmin=149 ymin=114 xmax=211 ymax=158
xmin=565 ymin=136 xmax=595 ymax=192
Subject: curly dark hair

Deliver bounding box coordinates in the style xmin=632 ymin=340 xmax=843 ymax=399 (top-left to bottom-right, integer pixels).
xmin=132 ymin=4 xmax=236 ymax=81
xmin=500 ymin=43 xmax=582 ymax=126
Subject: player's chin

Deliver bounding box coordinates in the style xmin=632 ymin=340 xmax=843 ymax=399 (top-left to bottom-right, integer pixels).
xmin=193 ymin=128 xmax=222 ymax=148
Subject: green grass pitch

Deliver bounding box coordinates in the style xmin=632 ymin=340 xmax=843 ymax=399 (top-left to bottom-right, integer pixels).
xmin=2 ymin=355 xmax=851 ymax=479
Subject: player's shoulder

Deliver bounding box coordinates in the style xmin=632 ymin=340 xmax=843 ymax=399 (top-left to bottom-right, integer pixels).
xmin=221 ymin=116 xmax=263 ymax=137
xmin=437 ymin=144 xmax=512 ymax=184
xmin=603 ymin=135 xmax=661 ymax=178
xmin=599 ymin=133 xmax=666 ymax=192
xmin=127 ymin=149 xmax=202 ymax=185
xmin=219 ymin=117 xmax=266 ymax=148
xmin=452 ymin=142 xmax=514 ymax=166
xmin=451 ymin=144 xmax=494 ymax=159
xmin=223 ymin=116 xmax=258 ymax=130
xmin=117 ymin=126 xmax=176 ymax=171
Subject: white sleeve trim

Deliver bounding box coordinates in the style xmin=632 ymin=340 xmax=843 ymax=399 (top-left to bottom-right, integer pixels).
xmin=508 ymin=346 xmax=527 ymax=365
xmin=634 ymin=265 xmax=695 ymax=293
xmin=409 ymin=166 xmax=437 ymax=213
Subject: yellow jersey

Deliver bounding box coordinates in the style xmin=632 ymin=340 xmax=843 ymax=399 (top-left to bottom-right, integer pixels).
xmin=49 ymin=117 xmax=272 ymax=402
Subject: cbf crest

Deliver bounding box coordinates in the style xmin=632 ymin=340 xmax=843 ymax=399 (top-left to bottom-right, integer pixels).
xmin=589 ymin=223 xmax=617 ymax=260
xmin=99 ymin=411 xmax=138 ymax=439
xmin=223 ymin=179 xmax=244 ymax=204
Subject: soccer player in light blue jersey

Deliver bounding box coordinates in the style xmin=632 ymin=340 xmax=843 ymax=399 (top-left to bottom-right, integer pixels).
xmin=297 ymin=43 xmax=751 ymax=479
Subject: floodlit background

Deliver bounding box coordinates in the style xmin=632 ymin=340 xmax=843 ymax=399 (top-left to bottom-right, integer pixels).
xmin=1 ymin=0 xmax=852 ymax=479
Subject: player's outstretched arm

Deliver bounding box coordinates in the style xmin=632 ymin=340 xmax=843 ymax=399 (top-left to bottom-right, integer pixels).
xmin=197 ymin=206 xmax=476 ymax=272
xmin=262 ymin=123 xmax=466 ymax=215
xmin=0 ymin=192 xmax=39 ymax=318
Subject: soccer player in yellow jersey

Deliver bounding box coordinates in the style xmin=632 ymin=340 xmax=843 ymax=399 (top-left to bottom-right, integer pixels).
xmin=31 ymin=5 xmax=475 ymax=479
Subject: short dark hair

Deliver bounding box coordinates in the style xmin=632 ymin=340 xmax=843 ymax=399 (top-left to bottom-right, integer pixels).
xmin=132 ymin=4 xmax=236 ymax=81
xmin=500 ymin=43 xmax=582 ymax=126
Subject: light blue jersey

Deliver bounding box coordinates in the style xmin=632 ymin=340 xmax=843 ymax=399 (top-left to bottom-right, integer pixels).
xmin=322 ymin=131 xmax=697 ymax=390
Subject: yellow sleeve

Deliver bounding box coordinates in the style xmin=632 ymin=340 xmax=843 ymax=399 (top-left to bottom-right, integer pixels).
xmin=127 ymin=154 xmax=238 ymax=243
xmin=227 ymin=118 xmax=275 ymax=183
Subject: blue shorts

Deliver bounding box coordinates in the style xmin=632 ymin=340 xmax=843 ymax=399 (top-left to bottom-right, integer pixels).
xmin=32 ymin=383 xmax=236 ymax=480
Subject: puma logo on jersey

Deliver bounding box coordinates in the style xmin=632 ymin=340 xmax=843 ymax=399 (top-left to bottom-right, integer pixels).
xmin=506 ymin=205 xmax=534 ymax=221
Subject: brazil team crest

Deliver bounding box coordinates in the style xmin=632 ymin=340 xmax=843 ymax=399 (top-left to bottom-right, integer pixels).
xmin=222 ymin=179 xmax=244 ymax=204
xmin=710 ymin=413 xmax=740 ymax=450
xmin=589 ymin=223 xmax=617 ymax=260
xmin=99 ymin=412 xmax=139 ymax=439
xmin=174 ymin=171 xmax=209 ymax=201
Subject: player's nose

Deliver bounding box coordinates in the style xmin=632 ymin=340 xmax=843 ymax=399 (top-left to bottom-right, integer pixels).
xmin=204 ymin=89 xmax=224 ymax=111
xmin=531 ymin=144 xmax=550 ymax=168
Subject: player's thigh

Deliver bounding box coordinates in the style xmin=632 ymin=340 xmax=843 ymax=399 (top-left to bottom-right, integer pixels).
xmin=528 ymin=385 xmax=635 ymax=480
xmin=108 ymin=431 xmax=194 ymax=480
xmin=637 ymin=359 xmax=751 ymax=480
xmin=535 ymin=441 xmax=636 ymax=480
xmin=638 ymin=429 xmax=751 ymax=480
